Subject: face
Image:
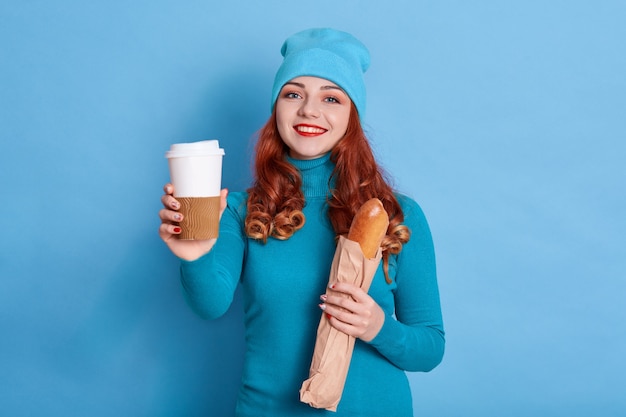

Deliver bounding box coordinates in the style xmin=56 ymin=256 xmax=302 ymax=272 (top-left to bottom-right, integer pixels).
xmin=275 ymin=76 xmax=352 ymax=160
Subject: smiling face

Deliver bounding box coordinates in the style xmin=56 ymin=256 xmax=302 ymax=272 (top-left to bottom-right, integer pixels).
xmin=275 ymin=76 xmax=352 ymax=160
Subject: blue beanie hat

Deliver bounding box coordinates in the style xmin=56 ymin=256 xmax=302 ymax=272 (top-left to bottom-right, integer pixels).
xmin=271 ymin=28 xmax=370 ymax=118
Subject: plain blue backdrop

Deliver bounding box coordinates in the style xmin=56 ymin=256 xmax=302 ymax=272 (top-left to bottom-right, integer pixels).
xmin=1 ymin=1 xmax=625 ymax=416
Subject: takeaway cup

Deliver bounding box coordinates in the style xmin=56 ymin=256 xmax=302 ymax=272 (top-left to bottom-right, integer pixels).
xmin=165 ymin=140 xmax=225 ymax=239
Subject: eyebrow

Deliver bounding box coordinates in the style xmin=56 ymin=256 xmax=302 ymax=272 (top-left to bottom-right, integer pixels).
xmin=284 ymin=81 xmax=345 ymax=92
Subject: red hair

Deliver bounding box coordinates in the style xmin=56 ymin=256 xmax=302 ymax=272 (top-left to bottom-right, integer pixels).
xmin=245 ymin=104 xmax=409 ymax=282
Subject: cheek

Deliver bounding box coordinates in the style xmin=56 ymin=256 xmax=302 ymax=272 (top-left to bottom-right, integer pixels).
xmin=276 ymin=119 xmax=292 ymax=142
xmin=275 ymin=105 xmax=289 ymax=138
xmin=276 ymin=125 xmax=290 ymax=143
xmin=333 ymin=108 xmax=351 ymax=135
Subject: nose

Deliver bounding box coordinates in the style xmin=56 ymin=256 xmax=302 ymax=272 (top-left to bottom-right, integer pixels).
xmin=297 ymin=97 xmax=320 ymax=118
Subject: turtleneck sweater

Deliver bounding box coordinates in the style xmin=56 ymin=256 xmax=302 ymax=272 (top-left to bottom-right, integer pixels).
xmin=179 ymin=153 xmax=444 ymax=417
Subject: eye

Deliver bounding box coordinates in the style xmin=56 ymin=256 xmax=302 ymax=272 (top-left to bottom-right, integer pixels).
xmin=324 ymin=96 xmax=340 ymax=103
xmin=283 ymin=91 xmax=302 ymax=99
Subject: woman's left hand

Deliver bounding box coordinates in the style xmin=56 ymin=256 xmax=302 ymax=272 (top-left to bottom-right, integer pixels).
xmin=320 ymin=282 xmax=385 ymax=342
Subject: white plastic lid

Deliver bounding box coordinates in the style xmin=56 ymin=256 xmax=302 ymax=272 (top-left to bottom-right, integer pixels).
xmin=165 ymin=140 xmax=225 ymax=158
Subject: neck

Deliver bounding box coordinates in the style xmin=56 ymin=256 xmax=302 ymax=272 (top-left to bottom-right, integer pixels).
xmin=287 ymin=153 xmax=334 ymax=198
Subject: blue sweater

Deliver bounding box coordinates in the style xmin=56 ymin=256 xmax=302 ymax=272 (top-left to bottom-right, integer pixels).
xmin=180 ymin=153 xmax=444 ymax=416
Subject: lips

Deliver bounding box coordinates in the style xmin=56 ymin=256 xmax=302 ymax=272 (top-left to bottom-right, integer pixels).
xmin=294 ymin=124 xmax=327 ymax=136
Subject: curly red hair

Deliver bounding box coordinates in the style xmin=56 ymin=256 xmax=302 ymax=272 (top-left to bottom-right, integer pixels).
xmin=245 ymin=104 xmax=409 ymax=282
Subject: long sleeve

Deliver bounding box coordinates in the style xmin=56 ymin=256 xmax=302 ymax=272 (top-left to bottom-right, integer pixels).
xmin=367 ymin=195 xmax=445 ymax=372
xmin=179 ymin=192 xmax=248 ymax=319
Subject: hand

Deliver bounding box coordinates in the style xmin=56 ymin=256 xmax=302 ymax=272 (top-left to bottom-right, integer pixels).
xmin=158 ymin=183 xmax=228 ymax=261
xmin=319 ymin=282 xmax=385 ymax=342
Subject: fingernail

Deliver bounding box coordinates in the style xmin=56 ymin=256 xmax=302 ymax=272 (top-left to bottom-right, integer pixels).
xmin=326 ymin=313 xmax=332 ymax=320
xmin=172 ymin=202 xmax=180 ymax=210
xmin=174 ymin=213 xmax=182 ymax=221
xmin=173 ymin=227 xmax=181 ymax=233
xmin=330 ymin=284 xmax=335 ymax=289
xmin=318 ymin=303 xmax=326 ymax=311
xmin=320 ymin=294 xmax=327 ymax=301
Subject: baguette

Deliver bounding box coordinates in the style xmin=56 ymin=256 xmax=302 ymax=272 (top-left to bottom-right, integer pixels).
xmin=348 ymin=198 xmax=389 ymax=258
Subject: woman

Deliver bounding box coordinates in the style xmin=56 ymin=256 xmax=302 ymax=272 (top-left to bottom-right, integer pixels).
xmin=159 ymin=28 xmax=444 ymax=417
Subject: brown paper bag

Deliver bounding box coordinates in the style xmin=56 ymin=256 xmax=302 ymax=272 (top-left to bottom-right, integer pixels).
xmin=299 ymin=235 xmax=382 ymax=411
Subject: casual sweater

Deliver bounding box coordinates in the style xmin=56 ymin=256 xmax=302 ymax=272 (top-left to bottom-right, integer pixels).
xmin=180 ymin=153 xmax=445 ymax=416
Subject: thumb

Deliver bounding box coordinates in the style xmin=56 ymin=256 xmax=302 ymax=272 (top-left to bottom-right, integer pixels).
xmin=218 ymin=188 xmax=229 ymax=219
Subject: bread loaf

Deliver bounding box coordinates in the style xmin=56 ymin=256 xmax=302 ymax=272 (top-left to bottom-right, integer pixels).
xmin=348 ymin=198 xmax=389 ymax=258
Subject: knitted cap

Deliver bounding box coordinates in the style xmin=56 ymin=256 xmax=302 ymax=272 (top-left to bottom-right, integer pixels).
xmin=271 ymin=28 xmax=370 ymax=118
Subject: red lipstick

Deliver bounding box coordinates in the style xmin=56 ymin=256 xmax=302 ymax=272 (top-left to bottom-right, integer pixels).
xmin=294 ymin=124 xmax=327 ymax=137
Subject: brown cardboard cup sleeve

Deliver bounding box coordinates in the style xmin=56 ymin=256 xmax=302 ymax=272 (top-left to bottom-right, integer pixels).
xmin=299 ymin=235 xmax=382 ymax=411
xmin=176 ymin=196 xmax=221 ymax=240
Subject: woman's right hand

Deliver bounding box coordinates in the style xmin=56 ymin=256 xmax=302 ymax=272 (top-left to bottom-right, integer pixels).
xmin=158 ymin=184 xmax=228 ymax=261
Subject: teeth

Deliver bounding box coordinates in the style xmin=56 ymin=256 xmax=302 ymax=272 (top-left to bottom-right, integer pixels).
xmin=296 ymin=126 xmax=326 ymax=134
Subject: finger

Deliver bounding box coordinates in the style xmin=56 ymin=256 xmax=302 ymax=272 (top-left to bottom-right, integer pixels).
xmin=218 ymin=188 xmax=229 ymax=218
xmin=326 ymin=317 xmax=356 ymax=337
xmin=323 ymin=309 xmax=362 ymax=338
xmin=321 ymin=294 xmax=367 ymax=323
xmin=161 ymin=194 xmax=181 ymax=210
xmin=159 ymin=208 xmax=183 ymax=223
xmin=326 ymin=303 xmax=367 ymax=325
xmin=322 ymin=290 xmax=355 ymax=316
xmin=323 ymin=292 xmax=358 ymax=312
xmin=163 ymin=183 xmax=174 ymax=195
xmin=323 ymin=289 xmax=374 ymax=321
xmin=321 ymin=303 xmax=352 ymax=323
xmin=159 ymin=222 xmax=182 ymax=237
xmin=323 ymin=302 xmax=373 ymax=334
xmin=328 ymin=282 xmax=368 ymax=302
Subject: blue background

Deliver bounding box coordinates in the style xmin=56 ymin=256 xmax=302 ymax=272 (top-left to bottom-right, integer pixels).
xmin=1 ymin=1 xmax=625 ymax=416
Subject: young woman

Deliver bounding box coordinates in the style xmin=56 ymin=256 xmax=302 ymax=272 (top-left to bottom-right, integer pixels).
xmin=159 ymin=28 xmax=444 ymax=417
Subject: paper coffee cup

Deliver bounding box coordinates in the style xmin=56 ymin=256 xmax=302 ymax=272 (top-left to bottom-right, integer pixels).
xmin=165 ymin=140 xmax=225 ymax=240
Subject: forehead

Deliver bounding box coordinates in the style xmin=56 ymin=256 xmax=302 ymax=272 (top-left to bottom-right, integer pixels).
xmin=283 ymin=76 xmax=343 ymax=91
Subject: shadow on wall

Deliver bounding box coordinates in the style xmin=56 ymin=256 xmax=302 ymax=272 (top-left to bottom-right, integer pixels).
xmin=152 ymin=68 xmax=274 ymax=413
xmin=147 ymin=67 xmax=273 ymax=414
xmin=57 ymin=70 xmax=271 ymax=416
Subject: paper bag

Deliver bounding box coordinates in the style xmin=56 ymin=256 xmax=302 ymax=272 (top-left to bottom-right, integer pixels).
xmin=299 ymin=235 xmax=382 ymax=411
